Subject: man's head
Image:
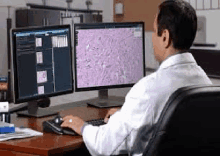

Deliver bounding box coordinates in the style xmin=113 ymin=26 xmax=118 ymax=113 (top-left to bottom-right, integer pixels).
xmin=152 ymin=0 xmax=197 ymax=63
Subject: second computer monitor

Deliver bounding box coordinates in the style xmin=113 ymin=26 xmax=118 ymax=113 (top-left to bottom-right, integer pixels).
xmin=11 ymin=25 xmax=73 ymax=117
xmin=74 ymin=22 xmax=145 ymax=107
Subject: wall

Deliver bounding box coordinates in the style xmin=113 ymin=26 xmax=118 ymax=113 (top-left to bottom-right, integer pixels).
xmin=113 ymin=0 xmax=163 ymax=31
xmin=0 ymin=7 xmax=10 ymax=76
xmin=182 ymin=0 xmax=220 ymax=49
xmin=145 ymin=32 xmax=160 ymax=69
xmin=196 ymin=10 xmax=220 ymax=49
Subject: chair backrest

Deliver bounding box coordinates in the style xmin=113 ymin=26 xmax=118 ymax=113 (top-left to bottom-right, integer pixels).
xmin=143 ymin=85 xmax=220 ymax=156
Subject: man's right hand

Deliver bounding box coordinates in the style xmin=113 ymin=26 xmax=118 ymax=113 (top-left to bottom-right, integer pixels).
xmin=104 ymin=108 xmax=120 ymax=123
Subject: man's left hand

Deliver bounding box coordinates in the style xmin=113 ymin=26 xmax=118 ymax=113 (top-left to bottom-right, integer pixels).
xmin=61 ymin=115 xmax=85 ymax=135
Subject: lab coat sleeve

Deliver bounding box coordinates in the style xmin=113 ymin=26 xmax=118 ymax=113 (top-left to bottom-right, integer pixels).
xmin=82 ymin=73 xmax=157 ymax=156
xmin=82 ymin=110 xmax=133 ymax=156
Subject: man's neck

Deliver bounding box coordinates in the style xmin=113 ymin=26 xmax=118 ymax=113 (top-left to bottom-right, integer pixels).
xmin=159 ymin=49 xmax=187 ymax=64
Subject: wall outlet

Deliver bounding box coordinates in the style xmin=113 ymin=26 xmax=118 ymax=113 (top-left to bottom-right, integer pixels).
xmin=0 ymin=102 xmax=9 ymax=113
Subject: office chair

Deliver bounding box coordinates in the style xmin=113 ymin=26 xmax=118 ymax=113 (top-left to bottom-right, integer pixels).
xmin=142 ymin=85 xmax=220 ymax=156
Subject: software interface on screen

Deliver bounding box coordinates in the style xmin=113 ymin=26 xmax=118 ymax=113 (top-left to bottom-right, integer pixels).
xmin=12 ymin=26 xmax=73 ymax=102
xmin=74 ymin=23 xmax=145 ymax=90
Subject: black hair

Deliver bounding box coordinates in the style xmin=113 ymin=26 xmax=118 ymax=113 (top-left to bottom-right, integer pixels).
xmin=157 ymin=0 xmax=197 ymax=50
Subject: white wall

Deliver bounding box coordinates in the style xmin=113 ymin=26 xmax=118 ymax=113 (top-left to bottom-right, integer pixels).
xmin=196 ymin=10 xmax=220 ymax=49
xmin=183 ymin=0 xmax=220 ymax=49
xmin=0 ymin=7 xmax=10 ymax=76
xmin=145 ymin=32 xmax=159 ymax=69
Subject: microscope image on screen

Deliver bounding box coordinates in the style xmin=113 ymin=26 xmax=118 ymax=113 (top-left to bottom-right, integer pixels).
xmin=75 ymin=27 xmax=144 ymax=88
xmin=74 ymin=22 xmax=145 ymax=108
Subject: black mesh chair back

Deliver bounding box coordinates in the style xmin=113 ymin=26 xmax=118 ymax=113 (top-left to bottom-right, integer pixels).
xmin=143 ymin=85 xmax=220 ymax=156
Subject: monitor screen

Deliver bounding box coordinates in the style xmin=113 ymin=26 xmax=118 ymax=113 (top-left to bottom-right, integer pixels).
xmin=11 ymin=25 xmax=73 ymax=104
xmin=74 ymin=22 xmax=145 ymax=92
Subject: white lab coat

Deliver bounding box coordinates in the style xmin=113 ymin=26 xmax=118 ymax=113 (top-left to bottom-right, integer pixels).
xmin=82 ymin=52 xmax=212 ymax=156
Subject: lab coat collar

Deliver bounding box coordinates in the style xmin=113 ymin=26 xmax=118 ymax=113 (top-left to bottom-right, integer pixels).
xmin=158 ymin=52 xmax=196 ymax=70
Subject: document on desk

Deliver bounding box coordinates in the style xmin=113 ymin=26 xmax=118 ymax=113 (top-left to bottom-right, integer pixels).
xmin=0 ymin=127 xmax=43 ymax=142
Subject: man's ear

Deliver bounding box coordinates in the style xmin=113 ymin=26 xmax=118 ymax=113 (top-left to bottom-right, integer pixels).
xmin=161 ymin=29 xmax=171 ymax=49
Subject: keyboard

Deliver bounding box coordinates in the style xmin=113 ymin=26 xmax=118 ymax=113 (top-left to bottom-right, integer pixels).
xmin=87 ymin=118 xmax=106 ymax=126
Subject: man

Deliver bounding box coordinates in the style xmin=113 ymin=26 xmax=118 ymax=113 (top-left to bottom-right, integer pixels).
xmin=61 ymin=0 xmax=212 ymax=155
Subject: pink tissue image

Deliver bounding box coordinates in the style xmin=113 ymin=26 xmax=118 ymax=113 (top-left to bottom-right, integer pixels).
xmin=76 ymin=28 xmax=144 ymax=88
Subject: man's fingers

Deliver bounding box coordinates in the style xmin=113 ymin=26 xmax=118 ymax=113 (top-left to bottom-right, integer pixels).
xmin=63 ymin=115 xmax=73 ymax=120
xmin=104 ymin=118 xmax=109 ymax=123
xmin=61 ymin=121 xmax=67 ymax=127
xmin=61 ymin=120 xmax=69 ymax=126
xmin=61 ymin=120 xmax=72 ymax=127
xmin=104 ymin=113 xmax=110 ymax=119
xmin=104 ymin=112 xmax=112 ymax=123
xmin=104 ymin=108 xmax=120 ymax=123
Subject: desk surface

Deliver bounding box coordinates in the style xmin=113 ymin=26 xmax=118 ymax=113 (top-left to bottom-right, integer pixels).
xmin=0 ymin=96 xmax=124 ymax=156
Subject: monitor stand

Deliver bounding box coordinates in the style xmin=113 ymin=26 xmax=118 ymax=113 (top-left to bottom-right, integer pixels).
xmin=87 ymin=89 xmax=124 ymax=108
xmin=16 ymin=99 xmax=58 ymax=118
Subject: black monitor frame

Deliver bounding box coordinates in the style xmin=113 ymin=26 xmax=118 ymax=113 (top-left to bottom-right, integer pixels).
xmin=73 ymin=22 xmax=146 ymax=107
xmin=10 ymin=25 xmax=74 ymax=117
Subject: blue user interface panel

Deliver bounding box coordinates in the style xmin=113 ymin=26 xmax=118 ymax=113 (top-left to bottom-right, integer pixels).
xmin=12 ymin=25 xmax=73 ymax=103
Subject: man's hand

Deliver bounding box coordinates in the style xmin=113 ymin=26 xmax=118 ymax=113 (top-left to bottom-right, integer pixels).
xmin=104 ymin=108 xmax=119 ymax=123
xmin=61 ymin=115 xmax=85 ymax=135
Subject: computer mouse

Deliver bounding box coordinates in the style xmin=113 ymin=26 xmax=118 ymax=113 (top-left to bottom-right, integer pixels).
xmin=53 ymin=115 xmax=63 ymax=125
xmin=62 ymin=127 xmax=77 ymax=136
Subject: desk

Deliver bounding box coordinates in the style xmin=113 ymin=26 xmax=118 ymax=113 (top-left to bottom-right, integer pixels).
xmin=0 ymin=96 xmax=124 ymax=156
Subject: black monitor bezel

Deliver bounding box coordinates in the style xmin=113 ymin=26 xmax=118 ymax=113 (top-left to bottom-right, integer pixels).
xmin=11 ymin=25 xmax=74 ymax=104
xmin=73 ymin=22 xmax=146 ymax=92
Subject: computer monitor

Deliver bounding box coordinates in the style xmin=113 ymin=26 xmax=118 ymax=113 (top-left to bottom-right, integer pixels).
xmin=74 ymin=22 xmax=145 ymax=108
xmin=11 ymin=25 xmax=73 ymax=117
